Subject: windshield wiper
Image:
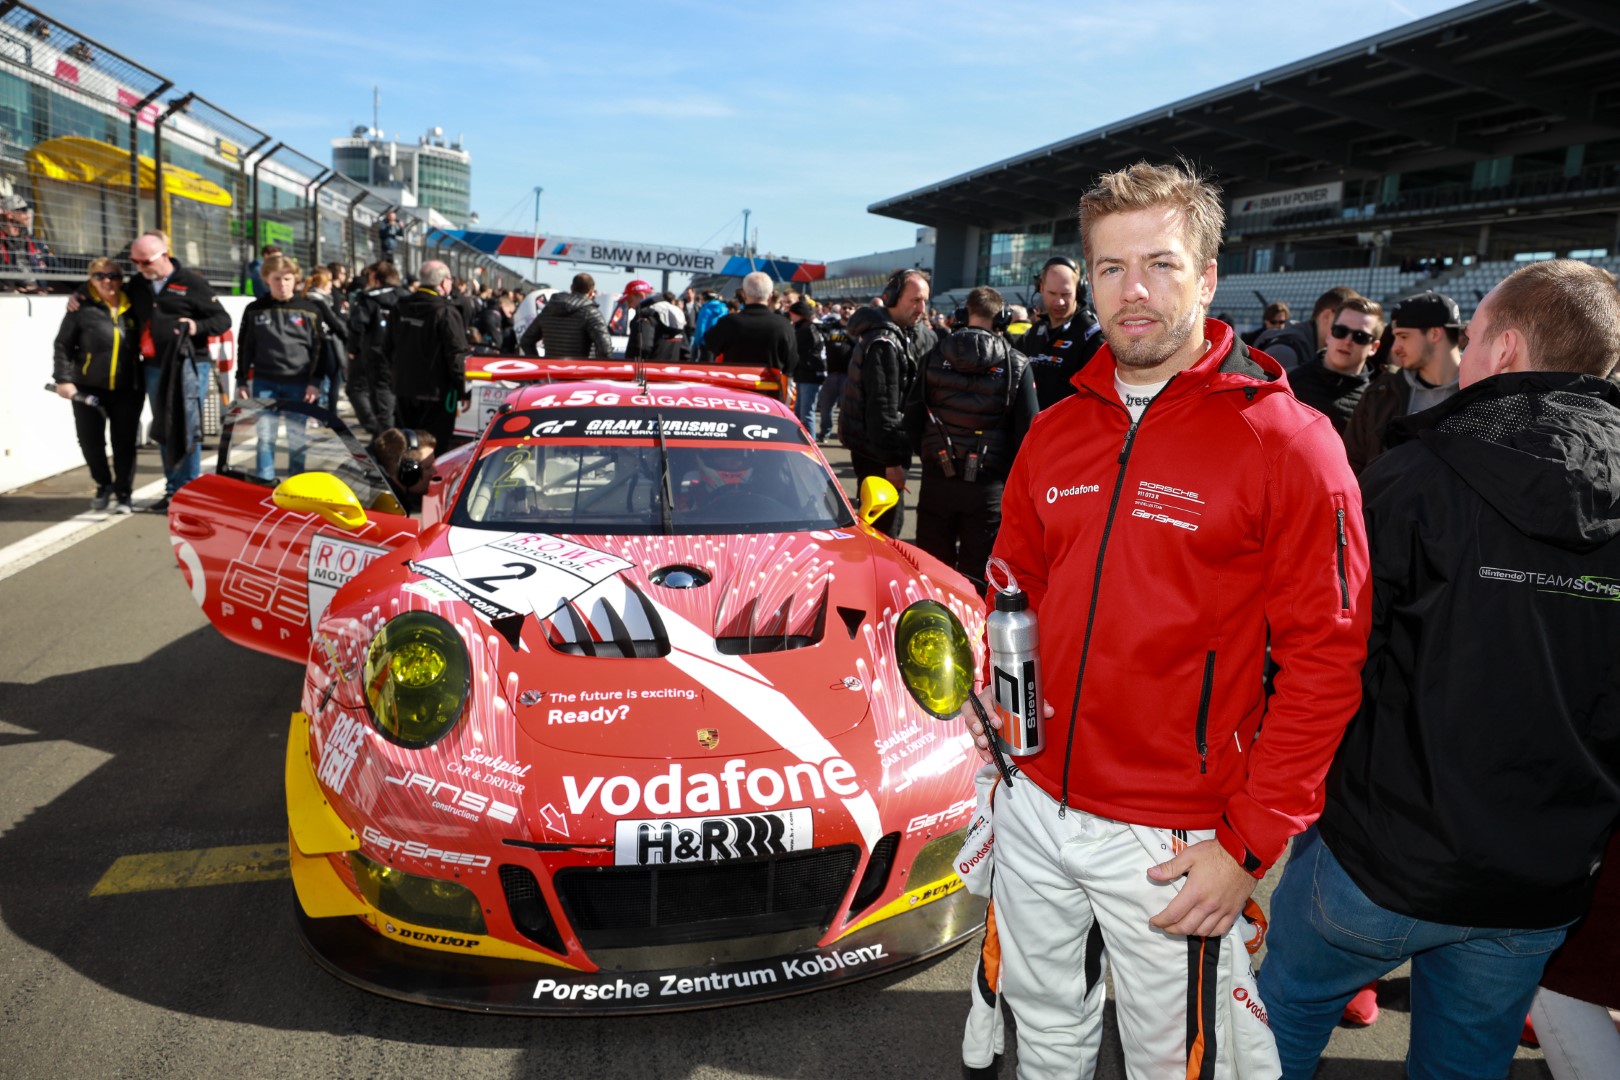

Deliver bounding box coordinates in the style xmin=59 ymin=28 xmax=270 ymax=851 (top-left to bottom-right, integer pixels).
xmin=654 ymin=412 xmax=673 ymax=535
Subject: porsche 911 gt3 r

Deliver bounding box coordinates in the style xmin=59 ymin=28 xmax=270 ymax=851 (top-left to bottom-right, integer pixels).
xmin=170 ymin=364 xmax=986 ymax=1013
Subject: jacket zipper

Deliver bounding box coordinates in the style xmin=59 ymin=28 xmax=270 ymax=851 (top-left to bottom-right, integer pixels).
xmin=1196 ymin=650 xmax=1216 ymax=774
xmin=1334 ymin=499 xmax=1350 ymax=612
xmin=1057 ymin=386 xmax=1167 ymax=816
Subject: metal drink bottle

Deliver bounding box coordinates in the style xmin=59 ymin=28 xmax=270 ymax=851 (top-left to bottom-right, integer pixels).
xmin=987 ymin=563 xmax=1042 ymax=757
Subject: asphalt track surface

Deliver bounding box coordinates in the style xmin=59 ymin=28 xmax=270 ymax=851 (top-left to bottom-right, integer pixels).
xmin=0 ymin=437 xmax=1554 ymax=1079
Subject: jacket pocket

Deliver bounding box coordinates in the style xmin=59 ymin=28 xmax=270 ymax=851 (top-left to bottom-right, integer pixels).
xmin=1196 ymin=650 xmax=1215 ymax=775
xmin=1333 ymin=495 xmax=1351 ymax=614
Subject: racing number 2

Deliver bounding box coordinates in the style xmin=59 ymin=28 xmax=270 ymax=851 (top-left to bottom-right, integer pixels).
xmin=464 ymin=562 xmax=538 ymax=593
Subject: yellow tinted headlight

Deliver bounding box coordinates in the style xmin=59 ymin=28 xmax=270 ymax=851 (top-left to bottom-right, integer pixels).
xmin=363 ymin=611 xmax=470 ymax=747
xmin=895 ymin=600 xmax=975 ymax=720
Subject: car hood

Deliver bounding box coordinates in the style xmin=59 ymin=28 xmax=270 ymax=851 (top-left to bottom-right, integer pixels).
xmin=402 ymin=525 xmax=895 ymax=759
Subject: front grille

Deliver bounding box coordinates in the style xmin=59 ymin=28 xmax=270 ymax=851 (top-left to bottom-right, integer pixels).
xmin=500 ymin=864 xmax=564 ymax=953
xmin=554 ymin=845 xmax=859 ymax=949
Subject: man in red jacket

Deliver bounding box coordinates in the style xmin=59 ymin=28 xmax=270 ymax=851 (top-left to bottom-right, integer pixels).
xmin=963 ymin=161 xmax=1371 ymax=1078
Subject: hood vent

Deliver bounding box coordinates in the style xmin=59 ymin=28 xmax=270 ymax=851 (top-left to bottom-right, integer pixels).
xmin=713 ymin=582 xmax=830 ymax=655
xmin=541 ymin=581 xmax=671 ymax=658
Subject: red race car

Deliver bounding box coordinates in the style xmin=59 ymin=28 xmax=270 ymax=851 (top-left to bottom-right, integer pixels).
xmin=169 ymin=365 xmax=988 ymax=1013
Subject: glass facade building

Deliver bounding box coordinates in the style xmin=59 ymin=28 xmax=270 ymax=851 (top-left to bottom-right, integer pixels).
xmin=329 ymin=130 xmax=472 ymax=227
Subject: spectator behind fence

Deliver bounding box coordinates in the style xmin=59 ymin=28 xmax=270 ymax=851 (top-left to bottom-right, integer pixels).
xmin=246 ymin=244 xmax=280 ymax=298
xmin=1258 ymin=258 xmax=1620 ymax=1080
xmin=388 ymin=259 xmax=470 ymax=448
xmin=238 ymin=254 xmax=325 ymax=482
xmin=377 ymin=210 xmax=405 ymax=264
xmin=346 ymin=262 xmax=406 ymax=434
xmin=127 ymin=230 xmax=232 ymax=512
xmin=51 ymin=258 xmax=142 ymax=513
xmin=521 ymin=273 xmax=612 ymax=359
xmin=1 ymin=193 xmax=57 ymax=293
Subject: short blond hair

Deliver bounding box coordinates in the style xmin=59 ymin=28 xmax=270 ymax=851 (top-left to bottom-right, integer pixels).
xmin=1079 ymin=160 xmax=1225 ymax=270
xmin=85 ymin=256 xmax=122 ymax=287
xmin=261 ymin=253 xmax=300 ymax=280
xmin=1483 ymin=260 xmax=1620 ymax=378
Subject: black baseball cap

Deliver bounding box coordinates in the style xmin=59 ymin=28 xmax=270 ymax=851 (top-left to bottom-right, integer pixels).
xmin=1392 ymin=291 xmax=1462 ymax=330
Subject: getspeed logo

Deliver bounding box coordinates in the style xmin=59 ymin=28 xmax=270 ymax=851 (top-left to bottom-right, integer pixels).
xmin=563 ymin=757 xmax=861 ymax=816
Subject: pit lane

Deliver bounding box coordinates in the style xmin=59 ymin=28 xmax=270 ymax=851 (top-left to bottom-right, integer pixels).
xmin=0 ymin=444 xmax=1553 ymax=1079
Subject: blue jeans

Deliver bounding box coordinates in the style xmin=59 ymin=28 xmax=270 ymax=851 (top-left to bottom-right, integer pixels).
xmin=818 ymin=372 xmax=846 ymax=439
xmin=1258 ymin=827 xmax=1568 ymax=1080
xmin=144 ymin=359 xmax=209 ymax=494
xmin=251 ymin=378 xmax=311 ymax=482
xmin=795 ymin=380 xmax=822 ymax=440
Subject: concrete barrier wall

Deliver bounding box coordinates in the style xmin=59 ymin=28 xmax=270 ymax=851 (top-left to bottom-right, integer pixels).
xmin=1 ymin=294 xmax=253 ymax=494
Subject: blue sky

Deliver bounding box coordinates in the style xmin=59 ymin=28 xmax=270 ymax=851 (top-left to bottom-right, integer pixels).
xmin=52 ymin=0 xmax=1461 ymax=272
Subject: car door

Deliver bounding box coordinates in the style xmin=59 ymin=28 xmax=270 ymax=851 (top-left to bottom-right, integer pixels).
xmin=169 ymin=398 xmax=420 ymax=663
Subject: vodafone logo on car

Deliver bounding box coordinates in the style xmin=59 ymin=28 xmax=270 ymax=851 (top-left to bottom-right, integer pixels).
xmin=563 ymin=757 xmax=861 ymax=817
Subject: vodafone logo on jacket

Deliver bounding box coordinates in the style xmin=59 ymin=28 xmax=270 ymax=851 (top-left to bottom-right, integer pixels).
xmin=1047 ymin=484 xmax=1101 ymax=503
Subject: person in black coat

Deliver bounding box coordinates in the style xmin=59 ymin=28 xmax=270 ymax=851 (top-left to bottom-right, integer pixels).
xmin=1285 ymin=296 xmax=1382 ymax=437
xmin=387 ymin=260 xmax=470 ymax=448
xmin=520 ymin=273 xmax=612 ymax=359
xmin=701 ymin=271 xmax=797 ymax=373
xmin=51 ymin=258 xmax=143 ymax=512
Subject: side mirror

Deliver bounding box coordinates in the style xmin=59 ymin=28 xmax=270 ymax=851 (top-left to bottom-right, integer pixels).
xmin=274 ymin=472 xmax=368 ymax=531
xmin=857 ymin=476 xmax=899 ymax=526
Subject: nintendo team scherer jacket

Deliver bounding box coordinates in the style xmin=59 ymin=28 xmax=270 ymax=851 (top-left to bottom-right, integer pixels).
xmin=991 ymin=319 xmax=1371 ymax=876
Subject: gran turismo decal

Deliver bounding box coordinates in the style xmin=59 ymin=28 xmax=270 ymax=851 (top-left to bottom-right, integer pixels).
xmin=384 ymin=770 xmax=518 ymax=825
xmin=563 ymin=758 xmax=860 ymax=817
xmin=613 ymin=808 xmax=813 ymax=865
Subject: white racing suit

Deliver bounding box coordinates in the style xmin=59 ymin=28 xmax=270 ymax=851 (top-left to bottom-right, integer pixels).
xmin=972 ymin=777 xmax=1280 ymax=1079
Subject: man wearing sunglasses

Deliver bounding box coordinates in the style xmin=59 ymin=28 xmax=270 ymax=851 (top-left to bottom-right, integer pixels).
xmin=1287 ymin=296 xmax=1383 ymax=437
xmin=1343 ymin=290 xmax=1461 ymax=475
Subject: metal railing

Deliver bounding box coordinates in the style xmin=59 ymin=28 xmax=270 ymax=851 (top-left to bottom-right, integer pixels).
xmin=0 ymin=1 xmax=529 ymax=294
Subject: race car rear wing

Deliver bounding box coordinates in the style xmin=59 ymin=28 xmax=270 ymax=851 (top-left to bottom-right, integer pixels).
xmin=465 ymin=356 xmax=783 ymax=397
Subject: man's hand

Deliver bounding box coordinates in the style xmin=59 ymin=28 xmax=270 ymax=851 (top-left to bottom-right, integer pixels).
xmin=65 ymin=292 xmax=81 ymax=313
xmin=178 ymin=317 xmax=197 ymax=336
xmin=236 ymin=384 xmax=250 ymax=400
xmin=884 ymin=465 xmax=908 ymax=491
xmin=304 ymin=384 xmax=320 ymax=404
xmin=961 ymin=690 xmax=1054 ymax=764
xmin=1147 ymin=839 xmax=1258 ymax=938
xmin=55 ymin=382 xmax=76 ymax=400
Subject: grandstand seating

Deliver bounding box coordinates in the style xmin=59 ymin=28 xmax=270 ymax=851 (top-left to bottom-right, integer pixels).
xmin=1211 ymin=267 xmax=1435 ymax=332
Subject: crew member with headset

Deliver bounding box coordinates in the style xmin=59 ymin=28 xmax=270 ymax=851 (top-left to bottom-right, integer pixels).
xmin=904 ymin=285 xmax=1037 ymax=587
xmin=371 ymin=426 xmax=436 ymax=514
xmin=1019 ymin=255 xmax=1104 ymax=410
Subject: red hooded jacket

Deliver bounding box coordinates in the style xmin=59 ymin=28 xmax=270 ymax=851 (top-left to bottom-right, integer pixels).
xmin=992 ymin=319 xmax=1370 ymax=875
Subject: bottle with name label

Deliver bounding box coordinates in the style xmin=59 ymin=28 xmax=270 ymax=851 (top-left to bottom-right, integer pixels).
xmin=986 ymin=558 xmax=1042 ymax=757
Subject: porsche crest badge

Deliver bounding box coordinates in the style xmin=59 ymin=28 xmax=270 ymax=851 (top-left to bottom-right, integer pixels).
xmin=697 ymin=728 xmax=720 ymax=749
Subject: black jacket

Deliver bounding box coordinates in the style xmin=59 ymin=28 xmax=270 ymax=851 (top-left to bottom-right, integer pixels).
xmin=348 ymin=284 xmax=406 ymax=365
xmin=905 ymin=327 xmax=1036 ymax=481
xmin=1320 ymin=372 xmax=1620 ymax=928
xmin=53 ymin=289 xmax=141 ymax=392
xmin=626 ymin=298 xmax=687 ymax=361
xmin=475 ymin=301 xmax=513 ymax=353
xmin=126 ymin=261 xmax=232 ymax=363
xmin=520 ymin=291 xmax=612 ymax=359
xmin=793 ymin=320 xmax=825 ymax=382
xmin=1251 ymin=320 xmax=1317 ymax=370
xmin=1287 ymin=354 xmax=1370 ymax=435
xmin=389 ymin=288 xmax=470 ymax=403
xmin=240 ymin=296 xmax=328 ymax=385
xmin=702 ymin=304 xmax=796 ymax=370
xmin=1017 ymin=310 xmax=1103 ymax=410
xmin=821 ymin=319 xmax=855 ymax=376
xmin=838 ymin=305 xmax=925 ymax=466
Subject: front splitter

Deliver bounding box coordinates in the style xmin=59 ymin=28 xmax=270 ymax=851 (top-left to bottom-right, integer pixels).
xmin=294 ymin=889 xmax=986 ymax=1015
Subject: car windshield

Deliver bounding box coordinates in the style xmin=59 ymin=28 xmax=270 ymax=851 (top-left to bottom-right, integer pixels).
xmin=451 ymin=406 xmax=855 ymax=535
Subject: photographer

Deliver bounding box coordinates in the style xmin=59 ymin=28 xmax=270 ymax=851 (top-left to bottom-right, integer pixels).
xmin=51 ymin=258 xmax=142 ymax=513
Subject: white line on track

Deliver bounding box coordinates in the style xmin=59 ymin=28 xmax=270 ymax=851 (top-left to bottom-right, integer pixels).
xmin=0 ymin=476 xmax=170 ymax=584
